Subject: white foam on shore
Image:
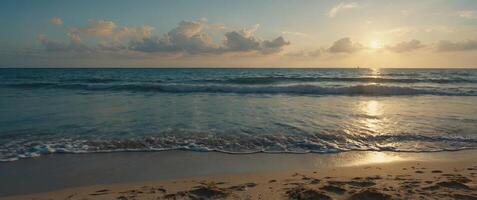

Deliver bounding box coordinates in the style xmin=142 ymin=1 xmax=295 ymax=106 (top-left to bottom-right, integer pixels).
xmin=2 ymin=133 xmax=477 ymax=162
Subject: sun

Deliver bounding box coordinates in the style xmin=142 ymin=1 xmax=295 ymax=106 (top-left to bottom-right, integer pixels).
xmin=370 ymin=40 xmax=382 ymax=49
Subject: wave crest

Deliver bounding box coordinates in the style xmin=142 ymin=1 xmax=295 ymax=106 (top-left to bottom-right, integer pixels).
xmin=1 ymin=133 xmax=477 ymax=162
xmin=4 ymin=83 xmax=474 ymax=96
xmin=216 ymin=76 xmax=477 ymax=84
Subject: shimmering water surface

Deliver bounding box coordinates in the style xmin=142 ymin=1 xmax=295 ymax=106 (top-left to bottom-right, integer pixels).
xmin=1 ymin=68 xmax=477 ymax=161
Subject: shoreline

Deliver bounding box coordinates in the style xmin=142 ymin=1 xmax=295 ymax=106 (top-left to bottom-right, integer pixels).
xmin=4 ymin=147 xmax=477 ymax=162
xmin=1 ymin=149 xmax=477 ymax=199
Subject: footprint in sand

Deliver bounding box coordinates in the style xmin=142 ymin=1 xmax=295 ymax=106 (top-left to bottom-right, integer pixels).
xmin=347 ymin=190 xmax=392 ymax=200
xmin=436 ymin=181 xmax=470 ymax=189
xmin=320 ymin=185 xmax=347 ymax=195
xmin=285 ymin=185 xmax=332 ymax=200
xmin=89 ymin=189 xmax=110 ymax=196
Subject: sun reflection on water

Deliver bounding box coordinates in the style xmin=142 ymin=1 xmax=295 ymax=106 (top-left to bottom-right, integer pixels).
xmin=368 ymin=68 xmax=381 ymax=79
xmin=359 ymin=100 xmax=385 ymax=135
xmin=346 ymin=151 xmax=405 ymax=166
xmin=364 ymin=100 xmax=380 ymax=116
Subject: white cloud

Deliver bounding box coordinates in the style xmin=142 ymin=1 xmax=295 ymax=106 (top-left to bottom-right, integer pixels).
xmin=328 ymin=2 xmax=359 ymax=18
xmin=113 ymin=26 xmax=155 ymax=42
xmin=385 ymin=40 xmax=425 ymax=53
xmin=328 ymin=37 xmax=363 ymax=53
xmin=222 ymin=28 xmax=289 ymax=54
xmin=49 ymin=17 xmax=63 ymax=26
xmin=62 ymin=19 xmax=155 ymax=43
xmin=229 ymin=27 xmax=291 ymax=53
xmin=194 ymin=17 xmax=227 ymax=30
xmin=68 ymin=20 xmax=117 ymax=37
xmin=436 ymin=39 xmax=477 ymax=51
xmin=130 ymin=20 xmax=216 ymax=54
xmin=119 ymin=20 xmax=288 ymax=54
xmin=238 ymin=24 xmax=260 ymax=37
xmin=223 ymin=31 xmax=261 ymax=51
xmin=36 ymin=33 xmax=90 ymax=52
xmin=40 ymin=18 xmax=289 ymax=55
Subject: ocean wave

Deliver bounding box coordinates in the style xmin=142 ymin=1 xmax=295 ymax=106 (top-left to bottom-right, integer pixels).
xmin=3 ymin=82 xmax=475 ymax=96
xmin=60 ymin=78 xmax=119 ymax=83
xmin=1 ymin=133 xmax=477 ymax=162
xmin=6 ymin=76 xmax=477 ymax=86
xmin=213 ymin=76 xmax=477 ymax=84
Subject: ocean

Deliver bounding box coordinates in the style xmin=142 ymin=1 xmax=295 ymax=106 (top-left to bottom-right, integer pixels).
xmin=1 ymin=68 xmax=477 ymax=161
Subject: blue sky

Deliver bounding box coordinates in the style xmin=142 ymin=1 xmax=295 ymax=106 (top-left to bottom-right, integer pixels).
xmin=1 ymin=0 xmax=477 ymax=67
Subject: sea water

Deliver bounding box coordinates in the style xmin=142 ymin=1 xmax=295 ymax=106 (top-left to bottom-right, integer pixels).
xmin=1 ymin=68 xmax=477 ymax=161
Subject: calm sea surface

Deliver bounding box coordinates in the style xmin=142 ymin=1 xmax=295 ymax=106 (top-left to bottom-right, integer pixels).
xmin=1 ymin=68 xmax=477 ymax=161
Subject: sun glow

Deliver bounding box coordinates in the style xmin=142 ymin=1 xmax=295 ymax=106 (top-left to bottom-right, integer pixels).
xmin=370 ymin=40 xmax=382 ymax=49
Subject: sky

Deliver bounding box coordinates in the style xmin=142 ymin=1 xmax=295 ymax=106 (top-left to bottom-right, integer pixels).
xmin=1 ymin=0 xmax=477 ymax=68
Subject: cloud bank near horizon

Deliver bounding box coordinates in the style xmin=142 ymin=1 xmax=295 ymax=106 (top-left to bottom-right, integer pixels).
xmin=37 ymin=18 xmax=290 ymax=56
xmin=36 ymin=18 xmax=477 ymax=57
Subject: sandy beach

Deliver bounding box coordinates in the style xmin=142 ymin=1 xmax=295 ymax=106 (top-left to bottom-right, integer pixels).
xmin=1 ymin=150 xmax=476 ymax=200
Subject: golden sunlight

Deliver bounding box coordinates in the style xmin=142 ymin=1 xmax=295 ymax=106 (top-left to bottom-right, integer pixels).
xmin=370 ymin=40 xmax=382 ymax=49
xmin=364 ymin=100 xmax=380 ymax=116
xmin=368 ymin=67 xmax=381 ymax=79
xmin=359 ymin=100 xmax=384 ymax=136
xmin=347 ymin=152 xmax=405 ymax=166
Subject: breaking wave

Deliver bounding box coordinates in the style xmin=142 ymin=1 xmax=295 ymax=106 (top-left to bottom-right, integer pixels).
xmin=214 ymin=76 xmax=477 ymax=84
xmin=1 ymin=132 xmax=477 ymax=162
xmin=3 ymin=82 xmax=476 ymax=96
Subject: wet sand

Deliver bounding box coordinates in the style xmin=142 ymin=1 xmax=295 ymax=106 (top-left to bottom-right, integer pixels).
xmin=1 ymin=150 xmax=477 ymax=199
